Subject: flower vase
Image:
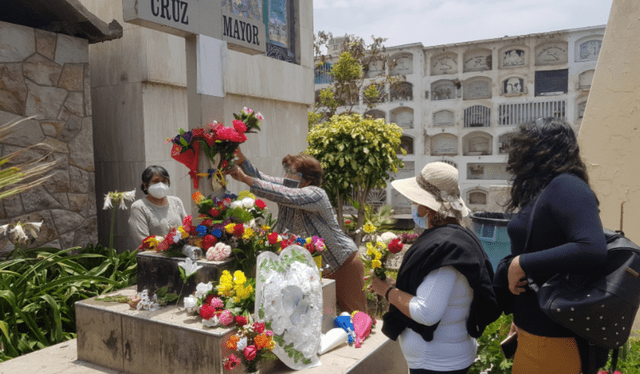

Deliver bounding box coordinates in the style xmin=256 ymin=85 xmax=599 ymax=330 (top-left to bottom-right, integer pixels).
xmin=313 ymin=256 xmax=322 ymax=278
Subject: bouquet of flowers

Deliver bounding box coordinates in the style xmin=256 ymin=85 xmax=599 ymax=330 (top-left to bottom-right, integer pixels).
xmin=167 ymin=108 xmax=263 ymax=189
xmin=359 ymin=222 xmax=404 ymax=280
xmin=183 ymin=270 xmax=255 ymax=328
xmin=277 ymin=233 xmax=325 ymax=271
xmin=223 ymin=318 xmax=277 ymax=373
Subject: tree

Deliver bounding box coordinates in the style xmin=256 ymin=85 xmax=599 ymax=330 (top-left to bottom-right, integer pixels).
xmin=306 ymin=113 xmax=405 ymax=246
xmin=310 ymin=32 xmax=404 ymax=126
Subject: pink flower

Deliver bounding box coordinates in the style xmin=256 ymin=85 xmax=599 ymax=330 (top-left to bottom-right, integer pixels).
xmin=253 ymin=322 xmax=265 ymax=334
xmin=232 ymin=119 xmax=247 ymax=133
xmin=243 ymin=345 xmax=257 ymax=361
xmin=223 ymin=354 xmax=241 ymax=370
xmin=256 ymin=112 xmax=264 ymax=121
xmin=219 ymin=309 xmax=234 ymax=326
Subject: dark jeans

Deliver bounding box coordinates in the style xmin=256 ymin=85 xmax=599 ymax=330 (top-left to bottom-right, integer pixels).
xmin=409 ymin=367 xmax=470 ymax=374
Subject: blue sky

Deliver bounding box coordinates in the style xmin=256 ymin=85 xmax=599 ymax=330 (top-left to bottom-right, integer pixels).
xmin=313 ymin=0 xmax=613 ymax=48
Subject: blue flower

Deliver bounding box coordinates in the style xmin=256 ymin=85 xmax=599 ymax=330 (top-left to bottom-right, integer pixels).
xmin=211 ymin=228 xmax=222 ymax=238
xmin=295 ymin=237 xmax=306 ymax=245
xmin=196 ymin=225 xmax=208 ymax=236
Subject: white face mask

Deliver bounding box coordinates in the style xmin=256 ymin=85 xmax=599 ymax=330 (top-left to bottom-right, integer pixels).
xmin=411 ymin=204 xmax=428 ymax=229
xmin=148 ymin=183 xmax=169 ymax=199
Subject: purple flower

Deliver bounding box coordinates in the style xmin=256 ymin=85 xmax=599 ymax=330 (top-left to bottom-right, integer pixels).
xmin=182 ymin=131 xmax=193 ymax=144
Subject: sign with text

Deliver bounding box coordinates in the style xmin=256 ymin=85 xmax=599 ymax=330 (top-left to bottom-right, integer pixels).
xmin=123 ymin=0 xmax=265 ymax=54
xmin=221 ymin=10 xmax=266 ymax=54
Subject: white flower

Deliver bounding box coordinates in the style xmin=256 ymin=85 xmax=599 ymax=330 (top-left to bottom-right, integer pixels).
xmin=230 ymin=201 xmax=242 ymax=209
xmin=195 ymin=282 xmax=213 ymax=298
xmin=178 ymin=258 xmax=203 ymax=278
xmin=202 ymin=316 xmax=220 ymax=327
xmin=380 ymin=232 xmax=398 ymax=244
xmin=9 ymin=224 xmax=28 ymax=243
xmin=256 ymin=112 xmax=264 ymax=121
xmin=241 ymin=197 xmax=255 ymax=209
xmin=122 ymin=189 xmax=136 ymax=202
xmin=173 ymin=234 xmax=181 ymax=243
xmin=183 ymin=295 xmax=198 ymax=313
xmin=103 ymin=193 xmax=113 ymax=210
xmin=119 ymin=197 xmax=127 ymax=210
xmin=0 ymin=224 xmax=10 ymax=236
xmin=236 ymin=336 xmax=248 ymax=351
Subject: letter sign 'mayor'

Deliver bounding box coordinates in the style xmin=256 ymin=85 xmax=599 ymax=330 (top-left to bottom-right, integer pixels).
xmin=122 ymin=0 xmax=266 ymax=55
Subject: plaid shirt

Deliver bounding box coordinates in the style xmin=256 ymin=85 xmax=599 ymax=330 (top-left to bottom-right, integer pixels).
xmin=242 ymin=160 xmax=358 ymax=275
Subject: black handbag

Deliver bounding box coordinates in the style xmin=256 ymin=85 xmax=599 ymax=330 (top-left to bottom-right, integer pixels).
xmin=523 ymin=192 xmax=640 ymax=373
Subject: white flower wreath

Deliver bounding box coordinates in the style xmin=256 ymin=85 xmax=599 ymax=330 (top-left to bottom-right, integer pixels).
xmin=255 ymin=245 xmax=323 ymax=370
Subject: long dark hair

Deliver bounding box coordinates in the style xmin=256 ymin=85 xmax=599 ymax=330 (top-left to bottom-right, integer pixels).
xmin=141 ymin=165 xmax=170 ymax=195
xmin=506 ymin=117 xmax=591 ymax=211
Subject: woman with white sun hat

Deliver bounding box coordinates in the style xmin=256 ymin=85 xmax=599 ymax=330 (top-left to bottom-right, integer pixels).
xmin=370 ymin=161 xmax=499 ymax=374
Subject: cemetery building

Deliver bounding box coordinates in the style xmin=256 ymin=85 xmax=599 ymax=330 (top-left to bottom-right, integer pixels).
xmin=314 ymin=25 xmax=605 ymax=214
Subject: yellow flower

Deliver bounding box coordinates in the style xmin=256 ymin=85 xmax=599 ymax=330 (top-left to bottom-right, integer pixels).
xmin=372 ymin=259 xmax=382 ymax=268
xmin=242 ymin=227 xmax=254 ymax=240
xmin=261 ymin=224 xmax=271 ymax=232
xmin=376 ymin=241 xmax=386 ymax=251
xmin=374 ymin=251 xmax=382 ymax=260
xmin=366 ymin=242 xmax=374 ymax=255
xmin=225 ymin=223 xmax=236 ymax=234
xmin=178 ymin=226 xmax=189 ymax=239
xmin=233 ymin=270 xmax=247 ymax=285
xmin=268 ymin=340 xmax=276 ymax=350
xmin=143 ymin=236 xmax=159 ymax=249
xmin=217 ymin=282 xmax=233 ymax=296
xmin=193 ymin=237 xmax=203 ymax=248
xmin=363 ymin=222 xmax=376 ymax=234
xmin=238 ymin=190 xmax=256 ymax=200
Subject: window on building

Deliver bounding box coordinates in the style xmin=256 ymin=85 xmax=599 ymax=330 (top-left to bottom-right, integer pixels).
xmin=498 ymin=100 xmax=566 ymax=126
xmin=314 ymin=63 xmax=333 ymax=84
xmin=264 ymin=0 xmax=296 ymax=63
xmin=390 ymin=82 xmax=413 ymax=102
xmin=464 ymin=105 xmax=491 ymax=127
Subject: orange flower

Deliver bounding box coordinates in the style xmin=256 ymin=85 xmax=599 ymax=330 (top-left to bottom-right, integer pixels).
xmin=254 ymin=334 xmax=270 ymax=350
xmin=192 ymin=191 xmax=205 ymax=204
xmin=226 ymin=335 xmax=240 ymax=350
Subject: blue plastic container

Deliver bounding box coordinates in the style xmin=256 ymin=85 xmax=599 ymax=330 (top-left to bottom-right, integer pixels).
xmin=470 ymin=212 xmax=515 ymax=270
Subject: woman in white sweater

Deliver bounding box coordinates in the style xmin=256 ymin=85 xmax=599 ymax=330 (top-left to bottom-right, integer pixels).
xmin=370 ymin=162 xmax=499 ymax=374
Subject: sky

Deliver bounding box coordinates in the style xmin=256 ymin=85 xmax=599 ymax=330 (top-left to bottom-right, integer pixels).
xmin=313 ymin=0 xmax=613 ymax=48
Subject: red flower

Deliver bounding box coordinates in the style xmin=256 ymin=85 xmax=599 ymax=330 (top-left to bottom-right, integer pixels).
xmin=223 ymin=197 xmax=232 ymax=206
xmin=222 ymin=160 xmax=228 ymax=169
xmin=223 ymin=354 xmax=241 ymax=371
xmin=243 ymin=345 xmax=257 ymax=361
xmin=202 ymin=219 xmax=212 ymax=227
xmin=233 ymin=119 xmax=247 ymax=133
xmin=255 ymin=199 xmax=267 ymax=210
xmin=280 ymin=238 xmax=291 ymax=249
xmin=199 ymin=304 xmax=216 ymax=320
xmin=204 ymin=294 xmax=216 ymax=305
xmin=253 ymin=322 xmax=265 ymax=334
xmin=267 ymin=232 xmax=279 ymax=245
xmin=305 ymin=242 xmax=315 ymax=254
xmin=233 ymin=224 xmax=245 ymax=237
xmin=204 ymin=133 xmax=215 ymax=146
xmin=388 ymin=238 xmax=403 ymax=254
xmin=203 ymin=234 xmax=217 ymax=249
xmin=192 ymin=128 xmax=205 ymax=138
xmin=235 ymin=315 xmax=248 ymax=326
xmin=209 ymin=207 xmax=220 ymax=217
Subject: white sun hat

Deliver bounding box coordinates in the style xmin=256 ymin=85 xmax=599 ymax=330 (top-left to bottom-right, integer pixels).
xmin=391 ymin=162 xmax=469 ymax=218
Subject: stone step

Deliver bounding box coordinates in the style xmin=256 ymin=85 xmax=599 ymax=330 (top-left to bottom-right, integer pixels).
xmin=0 ymin=323 xmax=408 ymax=374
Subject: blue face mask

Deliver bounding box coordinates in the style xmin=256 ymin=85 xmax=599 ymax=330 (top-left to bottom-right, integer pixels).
xmin=411 ymin=204 xmax=428 ymax=229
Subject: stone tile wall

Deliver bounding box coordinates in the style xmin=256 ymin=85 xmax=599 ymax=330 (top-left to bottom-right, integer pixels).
xmin=0 ymin=20 xmax=97 ymax=254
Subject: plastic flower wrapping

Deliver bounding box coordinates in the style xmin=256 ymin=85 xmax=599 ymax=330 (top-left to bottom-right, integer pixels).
xmin=223 ymin=315 xmax=277 ymax=373
xmin=254 ymin=245 xmax=322 ymax=370
xmin=166 ymin=108 xmax=263 ymax=189
xmin=360 ymin=222 xmax=404 ymax=280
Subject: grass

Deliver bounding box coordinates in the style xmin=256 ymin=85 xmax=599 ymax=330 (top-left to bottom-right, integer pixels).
xmin=0 ymin=244 xmax=137 ymax=362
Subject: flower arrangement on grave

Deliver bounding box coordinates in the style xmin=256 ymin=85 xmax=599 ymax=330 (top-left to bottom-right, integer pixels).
xmin=183 ymin=270 xmax=255 ymax=328
xmin=223 ymin=318 xmax=277 ymax=373
xmin=137 ymin=215 xmax=202 ymax=257
xmin=359 ymin=222 xmax=404 ymax=280
xmin=167 ymin=107 xmax=263 ymax=189
xmin=277 ymin=233 xmax=325 ymax=271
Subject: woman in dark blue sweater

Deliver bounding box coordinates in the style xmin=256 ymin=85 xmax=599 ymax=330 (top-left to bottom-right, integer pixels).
xmin=500 ymin=118 xmax=607 ymax=374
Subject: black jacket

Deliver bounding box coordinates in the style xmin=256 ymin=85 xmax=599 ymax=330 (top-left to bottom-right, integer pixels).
xmin=382 ymin=224 xmax=500 ymax=341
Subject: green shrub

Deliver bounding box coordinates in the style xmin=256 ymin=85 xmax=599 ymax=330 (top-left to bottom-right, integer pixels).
xmin=0 ymin=244 xmax=137 ymax=362
xmin=469 ymin=313 xmax=514 ymax=374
